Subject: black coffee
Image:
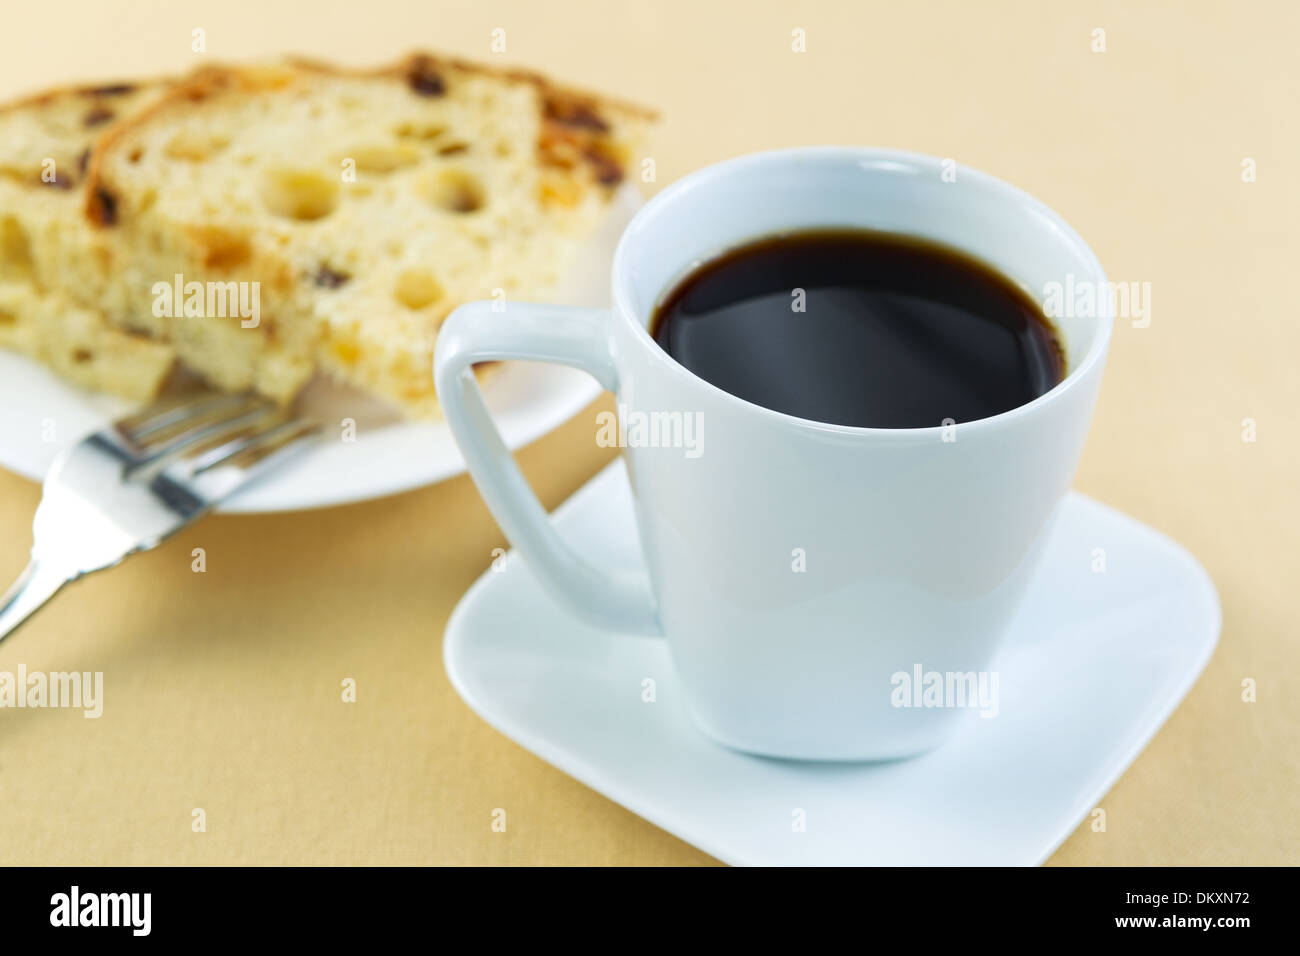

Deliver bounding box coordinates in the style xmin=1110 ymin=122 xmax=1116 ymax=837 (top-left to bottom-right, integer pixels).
xmin=649 ymin=229 xmax=1064 ymax=428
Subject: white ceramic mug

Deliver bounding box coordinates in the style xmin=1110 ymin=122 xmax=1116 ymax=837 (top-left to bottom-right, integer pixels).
xmin=435 ymin=147 xmax=1112 ymax=760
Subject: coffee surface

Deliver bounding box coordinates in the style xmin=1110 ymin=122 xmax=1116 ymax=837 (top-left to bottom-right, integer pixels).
xmin=650 ymin=230 xmax=1064 ymax=428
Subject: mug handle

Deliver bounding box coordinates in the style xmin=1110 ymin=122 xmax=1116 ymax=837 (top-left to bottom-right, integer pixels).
xmin=435 ymin=301 xmax=661 ymax=636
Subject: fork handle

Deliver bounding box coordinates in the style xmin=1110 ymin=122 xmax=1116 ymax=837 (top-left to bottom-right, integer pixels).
xmin=0 ymin=560 xmax=70 ymax=646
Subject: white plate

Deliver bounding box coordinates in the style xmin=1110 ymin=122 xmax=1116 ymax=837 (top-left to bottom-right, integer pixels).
xmin=444 ymin=459 xmax=1221 ymax=866
xmin=0 ymin=188 xmax=642 ymax=513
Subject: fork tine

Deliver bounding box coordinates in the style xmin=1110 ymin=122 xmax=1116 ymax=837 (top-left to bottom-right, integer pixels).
xmin=120 ymin=393 xmax=278 ymax=461
xmin=202 ymin=418 xmax=322 ymax=474
xmin=116 ymin=391 xmax=263 ymax=442
xmin=176 ymin=408 xmax=297 ymax=475
xmin=145 ymin=415 xmax=318 ymax=513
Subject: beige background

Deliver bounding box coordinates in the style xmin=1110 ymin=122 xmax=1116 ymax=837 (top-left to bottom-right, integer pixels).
xmin=1 ymin=0 xmax=1296 ymax=865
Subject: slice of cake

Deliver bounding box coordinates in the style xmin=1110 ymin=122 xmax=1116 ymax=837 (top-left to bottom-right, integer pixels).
xmin=80 ymin=53 xmax=653 ymax=415
xmin=0 ymin=280 xmax=173 ymax=400
xmin=0 ymin=80 xmax=176 ymax=397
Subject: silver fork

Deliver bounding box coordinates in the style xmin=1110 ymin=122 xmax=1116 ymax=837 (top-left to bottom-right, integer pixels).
xmin=0 ymin=391 xmax=320 ymax=645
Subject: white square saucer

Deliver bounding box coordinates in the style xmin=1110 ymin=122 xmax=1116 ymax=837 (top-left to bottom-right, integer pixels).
xmin=443 ymin=460 xmax=1219 ymax=865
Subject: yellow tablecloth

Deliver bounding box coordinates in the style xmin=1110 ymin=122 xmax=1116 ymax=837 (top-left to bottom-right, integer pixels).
xmin=0 ymin=0 xmax=1295 ymax=865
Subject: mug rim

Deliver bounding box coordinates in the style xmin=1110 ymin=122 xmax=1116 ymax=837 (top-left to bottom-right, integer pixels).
xmin=609 ymin=145 xmax=1114 ymax=440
